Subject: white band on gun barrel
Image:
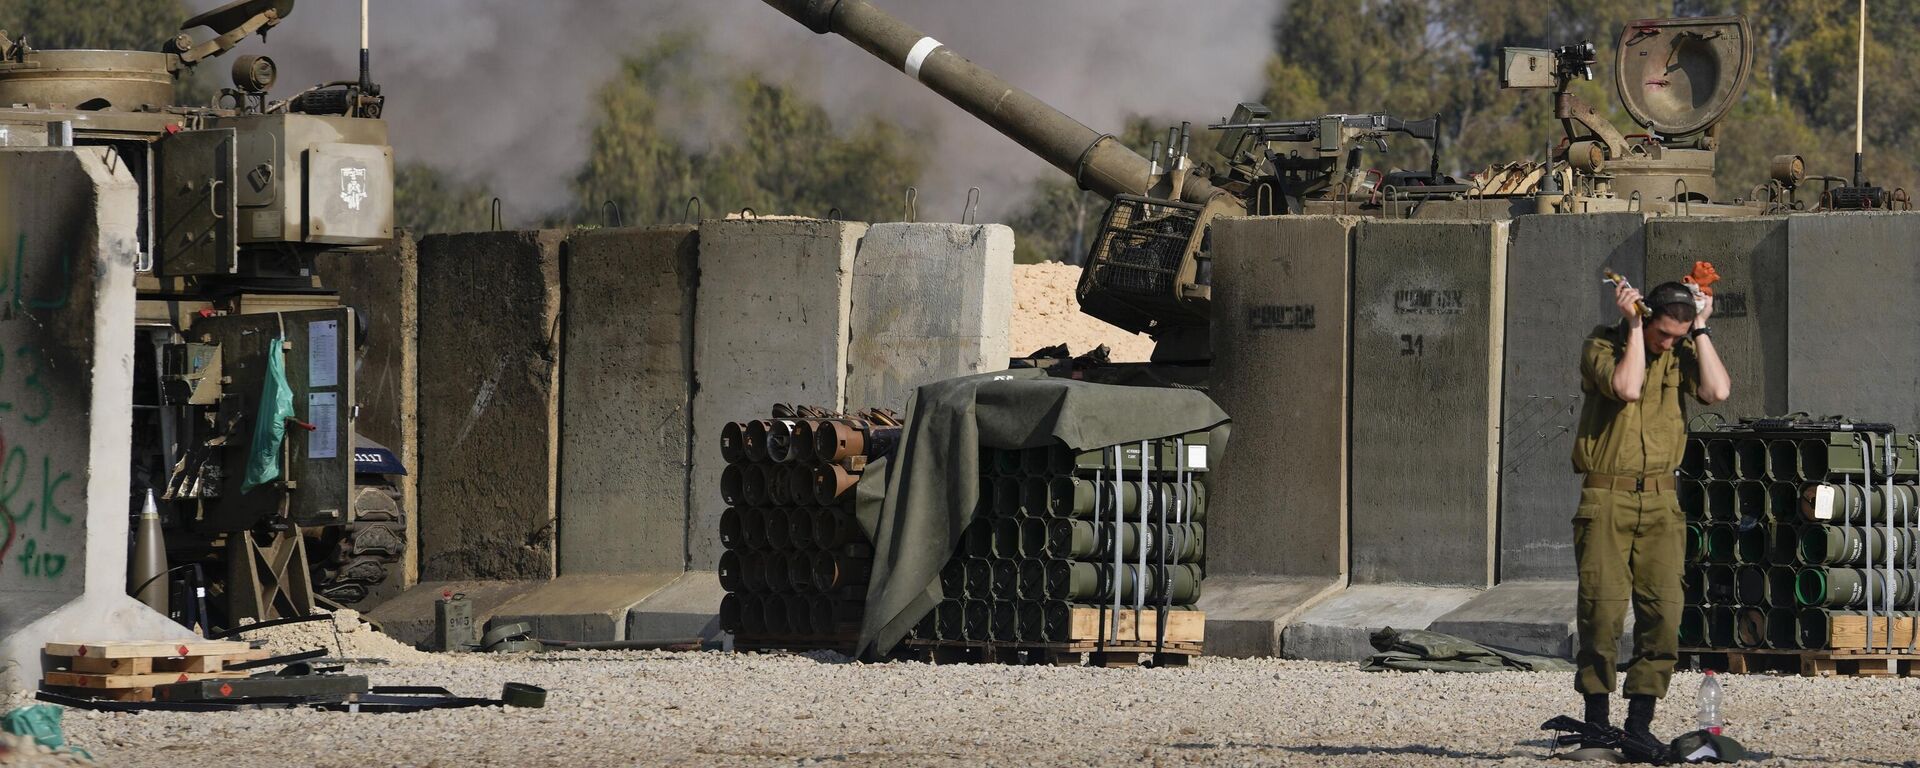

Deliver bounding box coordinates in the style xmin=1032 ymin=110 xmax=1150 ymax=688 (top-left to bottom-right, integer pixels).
xmin=904 ymin=37 xmax=943 ymax=82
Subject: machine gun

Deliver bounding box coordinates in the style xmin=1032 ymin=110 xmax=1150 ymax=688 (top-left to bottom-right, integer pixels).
xmin=1211 ymin=108 xmax=1456 ymax=214
xmin=1541 ymin=715 xmax=1670 ymax=764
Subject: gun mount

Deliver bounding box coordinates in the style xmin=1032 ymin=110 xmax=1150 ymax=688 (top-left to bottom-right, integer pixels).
xmin=765 ymin=2 xmax=1904 ymax=360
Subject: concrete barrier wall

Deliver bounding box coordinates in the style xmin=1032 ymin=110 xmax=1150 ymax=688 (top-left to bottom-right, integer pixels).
xmin=559 ymin=227 xmax=699 ymax=575
xmin=417 ymin=231 xmax=566 ymax=580
xmin=1646 ymin=217 xmax=1789 ymax=421
xmin=847 ymin=223 xmax=1013 ymax=413
xmin=0 ymin=148 xmax=191 ymax=692
xmin=689 ymin=219 xmax=864 ymax=569
xmin=1350 ymin=220 xmax=1507 ymax=587
xmin=1208 ymin=216 xmax=1355 ymax=578
xmin=315 ymin=235 xmax=420 ymax=589
xmin=1786 ymin=212 xmax=1920 ymax=430
xmin=1497 ymin=213 xmax=1646 ymax=581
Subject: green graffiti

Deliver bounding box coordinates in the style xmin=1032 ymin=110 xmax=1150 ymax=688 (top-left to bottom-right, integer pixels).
xmin=15 ymin=536 xmax=65 ymax=579
xmin=0 ymin=446 xmax=23 ymax=522
xmin=15 ymin=346 xmax=49 ymax=425
xmin=37 ymin=456 xmax=69 ymax=530
xmin=3 ymin=233 xmax=72 ymax=312
xmin=0 ymin=449 xmax=72 ymax=531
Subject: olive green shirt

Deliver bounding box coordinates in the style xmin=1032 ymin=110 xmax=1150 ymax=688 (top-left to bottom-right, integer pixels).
xmin=1572 ymin=324 xmax=1702 ymax=477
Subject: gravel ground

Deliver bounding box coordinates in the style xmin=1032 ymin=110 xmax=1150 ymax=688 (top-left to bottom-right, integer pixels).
xmin=46 ymin=650 xmax=1920 ymax=767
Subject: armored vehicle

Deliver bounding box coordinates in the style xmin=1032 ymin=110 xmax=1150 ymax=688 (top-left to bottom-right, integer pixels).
xmin=0 ymin=0 xmax=405 ymax=626
xmin=760 ymin=1 xmax=1900 ymax=362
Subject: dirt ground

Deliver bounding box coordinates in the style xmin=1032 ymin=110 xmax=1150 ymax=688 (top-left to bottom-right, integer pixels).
xmin=42 ymin=649 xmax=1920 ymax=767
xmin=1009 ymin=262 xmax=1155 ymax=362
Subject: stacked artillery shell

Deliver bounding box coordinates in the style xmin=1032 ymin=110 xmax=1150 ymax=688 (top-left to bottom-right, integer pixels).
xmin=1679 ymin=428 xmax=1920 ymax=653
xmin=910 ymin=434 xmax=1212 ymax=646
xmin=717 ymin=409 xmax=901 ymax=650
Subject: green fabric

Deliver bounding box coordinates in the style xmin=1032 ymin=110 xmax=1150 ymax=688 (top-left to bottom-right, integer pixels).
xmin=2 ymin=705 xmax=65 ymax=749
xmin=852 ymin=369 xmax=1231 ymax=659
xmin=242 ymin=337 xmax=294 ymax=493
xmin=1362 ymin=627 xmax=1575 ymax=673
xmin=1667 ymin=730 xmax=1750 ymax=763
xmin=1575 ymin=486 xmax=1685 ymax=697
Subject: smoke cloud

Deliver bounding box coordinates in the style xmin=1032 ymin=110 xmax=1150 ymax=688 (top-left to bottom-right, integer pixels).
xmin=190 ymin=0 xmax=1280 ymax=225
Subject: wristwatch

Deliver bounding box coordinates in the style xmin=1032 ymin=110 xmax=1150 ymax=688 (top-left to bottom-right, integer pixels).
xmin=1689 ymin=326 xmax=1712 ymax=339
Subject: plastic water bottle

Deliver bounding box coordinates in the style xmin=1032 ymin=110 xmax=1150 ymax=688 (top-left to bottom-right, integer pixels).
xmin=1697 ymin=670 xmax=1723 ymax=735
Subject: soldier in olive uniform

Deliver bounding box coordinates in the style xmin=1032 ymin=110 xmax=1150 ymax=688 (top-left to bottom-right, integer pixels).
xmin=1572 ymin=279 xmax=1730 ymax=747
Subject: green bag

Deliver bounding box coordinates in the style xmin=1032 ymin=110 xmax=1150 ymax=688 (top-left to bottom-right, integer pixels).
xmin=241 ymin=337 xmax=294 ymax=493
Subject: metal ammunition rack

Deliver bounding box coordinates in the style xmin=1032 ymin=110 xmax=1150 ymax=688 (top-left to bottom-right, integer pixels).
xmin=1678 ymin=419 xmax=1920 ymax=676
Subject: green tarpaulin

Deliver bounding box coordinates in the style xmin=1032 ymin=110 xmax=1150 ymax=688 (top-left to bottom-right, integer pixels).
xmin=852 ymin=369 xmax=1231 ymax=659
xmin=241 ymin=337 xmax=293 ymax=494
xmin=1362 ymin=627 xmax=1575 ymax=673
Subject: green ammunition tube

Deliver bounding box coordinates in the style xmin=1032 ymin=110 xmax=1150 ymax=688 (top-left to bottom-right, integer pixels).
xmin=786 ymin=552 xmax=815 ymax=595
xmin=992 ymin=518 xmax=1021 ymax=558
xmin=1735 ymin=606 xmax=1767 ymax=649
xmin=1795 ymin=568 xmax=1916 ymax=609
xmin=1735 ymin=522 xmax=1767 ymax=564
xmin=719 ymin=593 xmax=743 ymax=633
xmin=1769 ymin=523 xmax=1801 ymax=565
xmin=1706 ymin=605 xmax=1737 ymax=648
xmin=764 ymin=507 xmax=792 ymax=551
xmin=1679 ymin=481 xmax=1707 ymax=522
xmin=1044 ymin=520 xmax=1206 ymax=562
xmin=1683 ymin=565 xmax=1705 ymax=606
xmin=1735 ymin=439 xmax=1768 ymax=481
xmin=1705 ymin=439 xmax=1736 ymax=480
xmin=963 ymin=599 xmax=992 ymax=640
xmin=962 ymin=558 xmax=991 ymax=598
xmin=1735 ymin=564 xmax=1766 ymax=605
xmin=1765 ymin=566 xmax=1798 ymax=608
xmin=1679 ymin=605 xmax=1706 ymax=647
xmin=1765 ymin=439 xmax=1799 ymax=482
xmin=1706 ymin=481 xmax=1736 ymax=522
xmin=1704 ymin=563 xmax=1737 ymax=605
xmin=1766 ymin=607 xmax=1799 ymax=649
xmin=1058 ymin=562 xmax=1202 ymax=604
xmin=1018 ymin=601 xmax=1047 ymax=642
xmin=940 ymin=559 xmax=969 ymax=597
xmin=718 ymin=550 xmax=745 ymax=593
xmin=937 ymin=599 xmax=965 ymax=640
xmin=1680 ymin=438 xmax=1708 ymax=479
xmin=1704 ymin=523 xmax=1737 ymax=564
xmin=1799 ymin=525 xmax=1916 ymax=567
xmin=993 ymin=559 xmax=1021 ymax=599
xmin=992 ymin=600 xmax=1019 ymax=641
xmin=738 ymin=593 xmax=766 ymax=636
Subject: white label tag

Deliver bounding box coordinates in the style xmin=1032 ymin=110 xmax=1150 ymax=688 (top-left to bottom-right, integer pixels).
xmin=1186 ymin=445 xmax=1208 ymax=470
xmin=1813 ymin=484 xmax=1835 ymax=520
xmin=308 ymin=392 xmax=338 ymax=459
xmin=308 ymin=320 xmax=339 ymax=388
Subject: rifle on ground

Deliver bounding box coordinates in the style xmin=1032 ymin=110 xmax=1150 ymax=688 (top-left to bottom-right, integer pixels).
xmin=1541 ymin=715 xmax=1669 ymax=764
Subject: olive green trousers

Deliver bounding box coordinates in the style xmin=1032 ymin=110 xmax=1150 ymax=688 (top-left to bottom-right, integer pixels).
xmin=1573 ymin=485 xmax=1684 ymax=697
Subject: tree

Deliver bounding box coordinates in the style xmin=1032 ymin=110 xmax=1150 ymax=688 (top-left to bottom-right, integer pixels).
xmin=394 ymin=163 xmax=496 ymax=236
xmin=0 ymin=0 xmax=183 ymax=50
xmin=571 ymin=32 xmax=928 ymax=226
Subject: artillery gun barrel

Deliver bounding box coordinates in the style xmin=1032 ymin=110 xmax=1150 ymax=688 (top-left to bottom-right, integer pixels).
xmin=762 ymin=0 xmax=1223 ymax=206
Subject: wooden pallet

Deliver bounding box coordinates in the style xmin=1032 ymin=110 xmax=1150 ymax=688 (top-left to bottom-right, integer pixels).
xmin=1683 ymin=647 xmax=1920 ymax=678
xmin=41 ymin=640 xmax=268 ymax=702
xmin=902 ymin=638 xmax=1202 ymax=668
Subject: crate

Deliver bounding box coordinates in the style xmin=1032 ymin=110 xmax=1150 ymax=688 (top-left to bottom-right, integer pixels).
xmin=40 ymin=640 xmax=267 ymax=702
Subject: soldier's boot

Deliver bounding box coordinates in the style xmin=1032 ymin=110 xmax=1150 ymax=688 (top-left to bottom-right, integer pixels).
xmin=1622 ymin=695 xmax=1665 ymax=761
xmin=1581 ymin=693 xmax=1612 ymax=749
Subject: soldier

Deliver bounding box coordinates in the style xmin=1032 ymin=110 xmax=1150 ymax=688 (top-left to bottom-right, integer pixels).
xmin=1571 ymin=278 xmax=1730 ymax=750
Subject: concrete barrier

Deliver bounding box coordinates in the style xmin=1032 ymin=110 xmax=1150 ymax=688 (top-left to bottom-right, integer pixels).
xmin=1349 ymin=220 xmax=1508 ymax=587
xmin=559 ymin=227 xmax=699 ymax=576
xmin=689 ymin=219 xmax=864 ymax=569
xmin=1204 ymin=216 xmax=1355 ymax=656
xmin=417 ymin=231 xmax=566 ymax=581
xmin=0 ymin=148 xmax=192 ymax=693
xmin=847 ymin=223 xmax=1013 ymax=413
xmin=315 ymin=235 xmax=420 ymax=596
xmin=1786 ymin=212 xmax=1920 ymax=430
xmin=1498 ymin=213 xmax=1647 ymax=581
xmin=1646 ymin=216 xmax=1788 ymax=420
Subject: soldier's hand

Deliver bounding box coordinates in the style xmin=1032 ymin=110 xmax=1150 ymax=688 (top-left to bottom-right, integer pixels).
xmin=1694 ymin=292 xmax=1714 ymax=327
xmin=1614 ymin=283 xmax=1643 ymax=323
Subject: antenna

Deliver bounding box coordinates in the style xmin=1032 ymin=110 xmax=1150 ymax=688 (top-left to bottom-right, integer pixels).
xmin=360 ymin=0 xmax=370 ymax=94
xmin=1854 ymin=0 xmax=1866 ymax=186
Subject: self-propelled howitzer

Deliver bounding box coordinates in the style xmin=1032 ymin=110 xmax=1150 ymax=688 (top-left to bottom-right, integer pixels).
xmin=761 ymin=0 xmax=1242 ymax=356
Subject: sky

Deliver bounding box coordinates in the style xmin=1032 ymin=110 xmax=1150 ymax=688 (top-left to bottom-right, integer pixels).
xmin=187 ymin=0 xmax=1281 ymax=225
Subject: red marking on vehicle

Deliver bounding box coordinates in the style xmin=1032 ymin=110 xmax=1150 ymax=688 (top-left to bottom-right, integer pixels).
xmin=177 ymin=673 xmax=189 ymax=682
xmin=75 ymin=646 xmax=87 ymax=656
xmin=219 ymin=683 xmax=233 ymax=697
